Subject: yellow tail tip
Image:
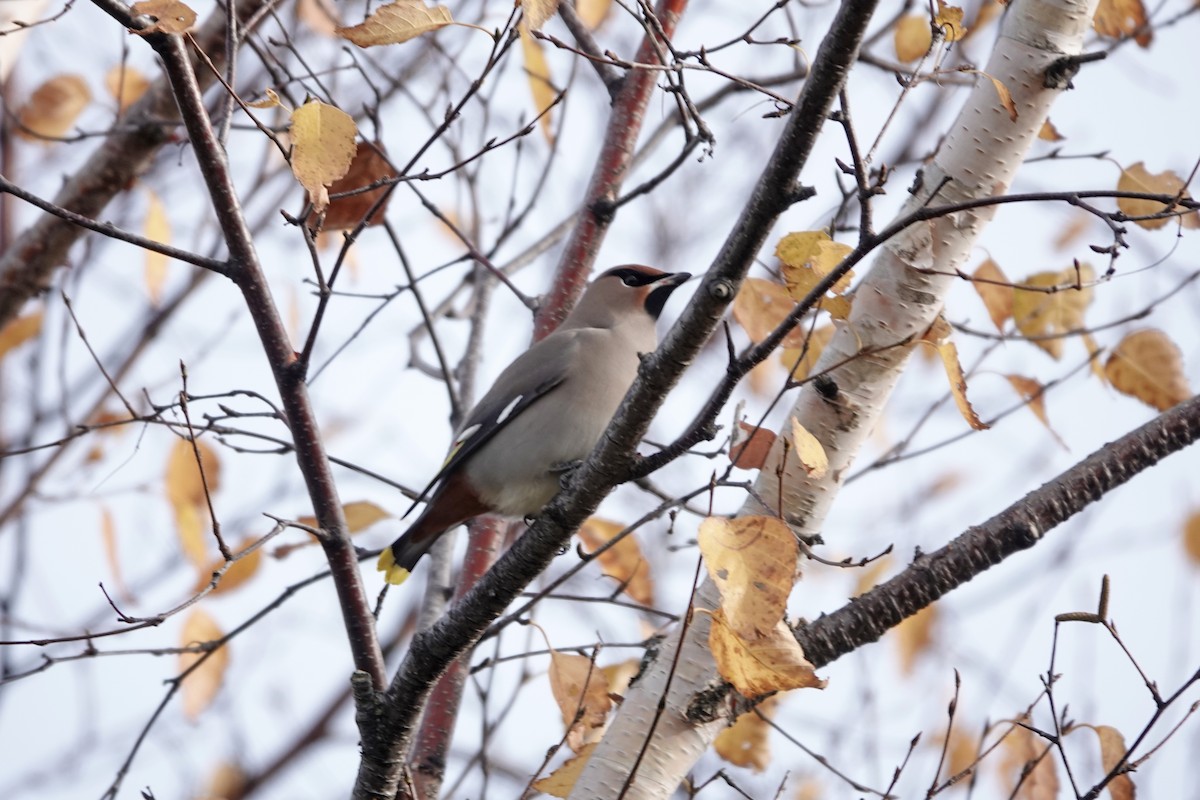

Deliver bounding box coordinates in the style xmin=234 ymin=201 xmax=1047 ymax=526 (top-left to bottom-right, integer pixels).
xmin=377 ymin=548 xmax=411 ymax=586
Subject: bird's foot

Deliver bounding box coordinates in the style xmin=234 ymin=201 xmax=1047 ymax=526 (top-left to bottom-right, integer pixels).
xmin=550 ymin=459 xmax=583 ymax=490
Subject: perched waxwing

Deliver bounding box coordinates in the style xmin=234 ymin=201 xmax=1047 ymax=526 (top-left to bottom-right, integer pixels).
xmin=378 ymin=265 xmax=691 ymax=585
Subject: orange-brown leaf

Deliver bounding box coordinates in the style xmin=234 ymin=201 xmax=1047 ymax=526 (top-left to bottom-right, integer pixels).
xmin=179 ymin=608 xmax=228 ymax=720
xmin=733 ymin=277 xmax=798 ymax=345
xmin=104 ymin=65 xmax=150 ymax=111
xmin=577 ymin=517 xmax=654 ymax=605
xmin=1094 ymin=0 xmax=1151 ymax=46
xmin=193 ymin=538 xmax=264 ymax=595
xmin=1078 ymin=724 xmax=1135 ymax=800
xmin=972 ymin=258 xmax=1013 ymax=330
xmin=730 ymin=421 xmax=777 ymax=471
xmin=714 ymin=696 xmax=778 ymax=772
xmin=308 ymin=141 xmax=397 ymax=230
xmin=1001 ymin=720 xmax=1060 ymax=800
xmin=709 ymin=611 xmax=824 ymax=698
xmin=548 ymin=650 xmax=612 ymax=752
xmin=895 ymin=603 xmax=937 ymax=674
xmin=1104 ymin=329 xmax=1191 ymax=411
xmin=1116 ymin=163 xmax=1191 ymax=230
xmin=0 ymin=311 xmax=44 ymax=359
xmin=131 ymin=0 xmax=197 ymax=34
xmin=1183 ymin=511 xmax=1200 ymax=566
xmin=1038 ymin=119 xmax=1065 ymax=141
xmin=698 ymin=516 xmax=797 ymax=639
xmin=532 ymin=742 xmax=598 ymax=798
xmin=16 ymin=74 xmax=91 ymax=141
xmin=894 ymin=15 xmax=931 ymax=62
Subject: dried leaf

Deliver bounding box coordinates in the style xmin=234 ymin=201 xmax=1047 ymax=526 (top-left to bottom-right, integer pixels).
xmin=852 ymin=554 xmax=892 ymax=598
xmin=1183 ymin=511 xmax=1200 ymax=566
xmin=1104 ymin=329 xmax=1191 ymax=411
xmin=98 ymin=505 xmax=132 ymax=602
xmin=309 ymin=141 xmax=397 ymax=230
xmin=1094 ymin=0 xmax=1151 ymax=47
xmin=894 ymin=15 xmax=931 ymax=62
xmin=714 ymin=696 xmax=778 ymax=772
xmin=166 ymin=437 xmax=221 ymax=508
xmin=972 ymin=258 xmax=1013 ymax=331
xmin=935 ymin=2 xmax=967 ymax=41
xmin=600 ymin=659 xmax=640 ymax=699
xmin=698 ymin=516 xmax=797 ymax=639
xmin=731 ymin=421 xmax=777 ymax=471
xmin=297 ymin=500 xmax=391 ymax=534
xmin=335 ymin=0 xmax=453 ymax=47
xmin=130 ymin=0 xmax=197 ymax=34
xmin=521 ymin=0 xmax=557 ymax=30
xmin=1038 ymin=119 xmax=1064 ymax=141
xmin=1004 ymin=375 xmax=1065 ymax=447
xmin=776 ymin=231 xmax=854 ymax=300
xmin=16 ymin=74 xmax=91 ymax=140
xmin=1012 ymin=263 xmax=1095 ymax=359
xmin=0 ymin=311 xmax=44 ymax=359
xmin=179 ymin=608 xmax=228 ymax=720
xmin=709 ymin=611 xmax=824 ymax=697
xmin=733 ymin=277 xmax=798 ymax=345
xmin=577 ymin=517 xmax=654 ymax=605
xmin=246 ymin=88 xmax=283 ymax=109
xmin=923 ymin=317 xmax=989 ymax=430
xmin=548 ymin=650 xmax=612 ymax=752
xmin=296 ymin=0 xmax=338 ymax=36
xmin=144 ymin=188 xmax=170 ymax=305
xmin=175 ymin=503 xmax=210 ymax=568
xmin=201 ymin=762 xmax=247 ymax=800
xmin=978 ymin=70 xmax=1017 ymax=121
xmin=104 ymin=65 xmax=150 ymax=111
xmin=1116 ymin=163 xmax=1191 ymax=231
xmin=1001 ymin=720 xmax=1060 ymax=800
xmin=289 ymin=99 xmax=357 ymax=214
xmin=1078 ymin=724 xmax=1135 ymax=800
xmin=520 ymin=23 xmax=556 ymax=143
xmin=781 ymin=325 xmax=834 ymax=381
xmin=789 ymin=417 xmax=829 ymax=477
xmin=532 ymin=742 xmax=598 ymax=797
xmin=193 ymin=538 xmax=264 ymax=595
xmin=576 ymin=0 xmax=612 ymax=28
xmin=895 ymin=603 xmax=937 ymax=674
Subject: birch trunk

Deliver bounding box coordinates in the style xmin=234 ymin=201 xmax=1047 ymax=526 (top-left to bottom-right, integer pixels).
xmin=570 ymin=1 xmax=1101 ymax=796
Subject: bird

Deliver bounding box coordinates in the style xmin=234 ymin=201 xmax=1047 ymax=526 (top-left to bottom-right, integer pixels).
xmin=377 ymin=265 xmax=691 ymax=585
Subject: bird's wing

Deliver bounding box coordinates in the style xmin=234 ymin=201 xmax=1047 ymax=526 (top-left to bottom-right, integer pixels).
xmin=402 ymin=331 xmax=582 ymax=517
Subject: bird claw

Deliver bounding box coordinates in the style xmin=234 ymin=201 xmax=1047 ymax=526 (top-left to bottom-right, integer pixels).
xmin=551 ymin=459 xmax=583 ymax=490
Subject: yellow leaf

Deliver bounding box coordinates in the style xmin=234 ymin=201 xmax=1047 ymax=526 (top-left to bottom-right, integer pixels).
xmin=1183 ymin=511 xmax=1200 ymax=566
xmin=104 ymin=65 xmax=150 ymax=111
xmin=297 ymin=500 xmax=392 ymax=534
xmin=852 ymin=554 xmax=892 ymax=598
xmin=289 ymin=100 xmax=357 ymax=214
xmin=1116 ymin=162 xmax=1192 ymax=231
xmin=714 ymin=696 xmax=778 ymax=772
xmin=130 ymin=0 xmax=197 ymax=34
xmin=1078 ymin=724 xmax=1135 ymax=800
xmin=1094 ymin=0 xmax=1151 ymax=47
xmin=577 ymin=518 xmax=654 ymax=605
xmin=730 ymin=421 xmax=777 ymax=471
xmin=733 ymin=277 xmax=798 ymax=345
xmin=976 ymin=70 xmax=1017 ymax=121
xmin=1001 ymin=720 xmax=1060 ymax=800
xmin=934 ymin=2 xmax=967 ymax=41
xmin=894 ymin=15 xmax=931 ymax=62
xmin=532 ymin=742 xmax=598 ymax=798
xmin=194 ymin=538 xmax=264 ymax=595
xmin=1012 ymin=263 xmax=1095 ymax=359
xmin=520 ymin=24 xmax=556 ymax=143
xmin=971 ymin=258 xmax=1013 ymax=331
xmin=895 ymin=604 xmax=937 ymax=674
xmin=521 ymin=0 xmax=557 ymax=31
xmin=1004 ymin=375 xmax=1065 ymax=447
xmin=822 ymin=294 xmax=853 ymax=321
xmin=1038 ymin=119 xmax=1065 ymax=141
xmin=780 ymin=325 xmax=834 ymax=382
xmin=144 ymin=188 xmax=170 ymax=305
xmin=166 ymin=437 xmax=221 ymax=508
xmin=776 ymin=231 xmax=854 ymax=299
xmin=179 ymin=608 xmax=228 ymax=720
xmin=709 ymin=611 xmax=825 ymax=697
xmin=548 ymin=649 xmax=612 ymax=752
xmin=16 ymin=74 xmax=91 ymax=141
xmin=599 ymin=658 xmax=640 ymax=699
xmin=939 ymin=725 xmax=980 ymax=782
xmin=1104 ymin=329 xmax=1191 ymax=411
xmin=175 ymin=503 xmax=210 ymax=569
xmin=98 ymin=505 xmax=132 ymax=603
xmin=0 ymin=311 xmax=44 ymax=359
xmin=698 ymin=516 xmax=798 ymax=639
xmin=789 ymin=417 xmax=829 ymax=477
xmin=576 ymin=0 xmax=612 ymax=28
xmin=923 ymin=319 xmax=989 ymax=431
xmin=336 ymin=0 xmax=454 ymax=46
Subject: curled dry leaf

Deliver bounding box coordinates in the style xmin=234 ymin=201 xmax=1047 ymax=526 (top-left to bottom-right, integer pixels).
xmin=732 ymin=277 xmax=798 ymax=345
xmin=1004 ymin=375 xmax=1066 ymax=448
xmin=713 ymin=695 xmax=778 ymax=772
xmin=15 ymin=74 xmax=91 ymax=141
xmin=1012 ymin=263 xmax=1095 ymax=359
xmin=698 ymin=516 xmax=798 ymax=639
xmin=289 ymin=99 xmax=357 ymax=214
xmin=1116 ymin=162 xmax=1194 ymax=231
xmin=548 ymin=649 xmax=612 ymax=752
xmin=577 ymin=517 xmax=653 ymax=605
xmin=0 ymin=310 xmax=44 ymax=359
xmin=922 ymin=317 xmax=989 ymax=431
xmin=1077 ymin=724 xmax=1135 ymax=800
xmin=520 ymin=24 xmax=556 ymax=143
xmin=179 ymin=608 xmax=228 ymax=720
xmin=335 ymin=0 xmax=453 ymax=46
xmin=971 ymin=258 xmax=1013 ymax=331
xmin=130 ymin=0 xmax=197 ymax=34
xmin=934 ymin=2 xmax=967 ymax=41
xmin=730 ymin=421 xmax=777 ymax=471
xmin=974 ymin=69 xmax=1017 ymax=121
xmin=894 ymin=15 xmax=931 ymax=62
xmin=789 ymin=417 xmax=829 ymax=477
xmin=532 ymin=742 xmax=598 ymax=798
xmin=1001 ymin=719 xmax=1060 ymax=800
xmin=780 ymin=325 xmax=834 ymax=381
xmin=1104 ymin=328 xmax=1191 ymax=411
xmin=104 ymin=65 xmax=150 ymax=111
xmin=1093 ymin=0 xmax=1152 ymax=47
xmin=709 ymin=610 xmax=824 ymax=698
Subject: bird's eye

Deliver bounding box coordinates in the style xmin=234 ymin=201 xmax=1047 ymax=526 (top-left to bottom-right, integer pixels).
xmin=621 ymin=273 xmax=638 ymax=286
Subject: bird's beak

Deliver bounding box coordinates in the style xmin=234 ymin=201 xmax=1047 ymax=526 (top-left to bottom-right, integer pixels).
xmin=645 ymin=271 xmax=691 ymax=319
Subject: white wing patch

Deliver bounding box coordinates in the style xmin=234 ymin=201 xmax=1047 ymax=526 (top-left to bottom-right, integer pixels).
xmin=495 ymin=395 xmax=523 ymax=425
xmin=443 ymin=424 xmax=482 ymax=467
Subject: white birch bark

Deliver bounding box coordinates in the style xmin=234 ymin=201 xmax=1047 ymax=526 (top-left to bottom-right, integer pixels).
xmin=570 ymin=1 xmax=1101 ymax=797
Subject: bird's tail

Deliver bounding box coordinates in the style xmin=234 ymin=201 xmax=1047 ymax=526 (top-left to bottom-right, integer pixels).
xmin=377 ymin=472 xmax=489 ymax=585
